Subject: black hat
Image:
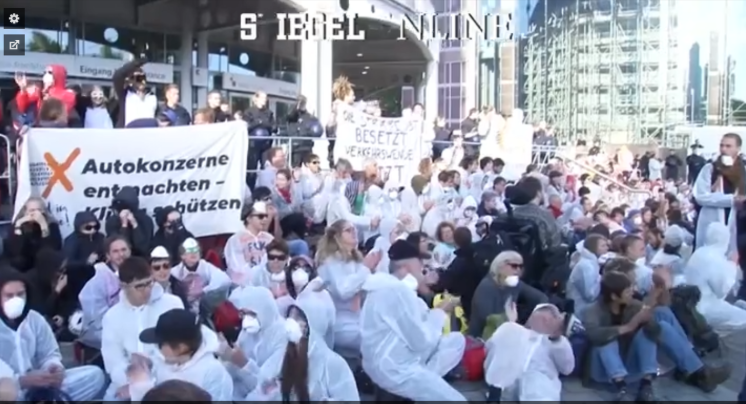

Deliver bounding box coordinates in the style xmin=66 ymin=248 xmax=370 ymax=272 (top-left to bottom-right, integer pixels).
xmin=139 ymin=309 xmax=201 ymax=345
xmin=388 ymin=239 xmax=429 ymax=261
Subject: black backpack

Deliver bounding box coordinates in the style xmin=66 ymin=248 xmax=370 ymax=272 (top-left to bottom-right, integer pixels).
xmin=670 ymin=285 xmax=720 ymax=354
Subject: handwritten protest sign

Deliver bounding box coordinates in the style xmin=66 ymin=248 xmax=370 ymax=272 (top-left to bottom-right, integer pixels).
xmin=333 ymin=108 xmax=422 ymax=183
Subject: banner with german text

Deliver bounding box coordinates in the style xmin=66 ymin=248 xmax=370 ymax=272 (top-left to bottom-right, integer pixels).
xmin=15 ymin=122 xmax=248 ymax=237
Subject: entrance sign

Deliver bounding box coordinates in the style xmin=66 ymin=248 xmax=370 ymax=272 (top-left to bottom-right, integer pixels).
xmin=15 ymin=122 xmax=248 ymax=238
xmin=0 ymin=52 xmax=174 ymax=83
xmin=333 ymin=108 xmax=422 ymax=182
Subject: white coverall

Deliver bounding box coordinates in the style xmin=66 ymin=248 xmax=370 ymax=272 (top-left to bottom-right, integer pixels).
xmin=145 ymin=326 xmax=234 ymax=400
xmin=684 ymin=222 xmax=746 ymax=336
xmin=246 ymin=294 xmax=361 ymax=400
xmin=0 ymin=308 xmax=105 ymax=401
xmin=101 ymin=284 xmax=184 ymax=400
xmin=227 ymin=286 xmax=289 ymax=398
xmin=693 ymin=162 xmax=738 ymax=253
xmin=360 ymin=272 xmax=466 ymax=401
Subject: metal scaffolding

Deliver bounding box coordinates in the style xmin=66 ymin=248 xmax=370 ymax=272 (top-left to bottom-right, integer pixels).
xmin=521 ymin=0 xmax=686 ymax=146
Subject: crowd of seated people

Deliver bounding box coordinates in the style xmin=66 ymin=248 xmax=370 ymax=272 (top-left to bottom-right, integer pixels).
xmin=1 ymin=63 xmax=746 ymax=402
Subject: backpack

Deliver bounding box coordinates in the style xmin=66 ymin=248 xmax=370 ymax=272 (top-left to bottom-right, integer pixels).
xmin=472 ymin=231 xmax=514 ymax=279
xmin=670 ymin=285 xmax=720 ymax=354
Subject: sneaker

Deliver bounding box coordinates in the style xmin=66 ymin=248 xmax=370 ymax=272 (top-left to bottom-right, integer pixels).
xmin=635 ymin=382 xmax=658 ymax=403
xmin=688 ymin=363 xmax=732 ymax=393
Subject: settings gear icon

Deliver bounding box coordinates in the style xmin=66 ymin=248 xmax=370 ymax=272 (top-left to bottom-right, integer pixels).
xmin=8 ymin=13 xmax=20 ymax=25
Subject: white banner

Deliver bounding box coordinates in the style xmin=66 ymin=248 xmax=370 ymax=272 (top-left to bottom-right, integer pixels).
xmin=333 ymin=108 xmax=422 ymax=183
xmin=14 ymin=122 xmax=249 ymax=238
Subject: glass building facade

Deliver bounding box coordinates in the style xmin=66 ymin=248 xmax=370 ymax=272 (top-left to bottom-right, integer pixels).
xmin=0 ymin=15 xmax=299 ymax=112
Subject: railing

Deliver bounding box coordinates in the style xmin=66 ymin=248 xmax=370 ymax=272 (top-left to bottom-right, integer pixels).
xmin=557 ymin=153 xmax=653 ymax=201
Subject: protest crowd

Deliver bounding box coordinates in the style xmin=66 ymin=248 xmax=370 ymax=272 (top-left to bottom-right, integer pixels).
xmin=0 ymin=58 xmax=744 ymax=403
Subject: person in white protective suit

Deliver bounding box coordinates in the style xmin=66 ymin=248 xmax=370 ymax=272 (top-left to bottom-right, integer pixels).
xmin=692 ymin=133 xmax=744 ymax=253
xmin=0 ymin=358 xmax=18 ymax=401
xmin=316 ymin=219 xmax=382 ymax=355
xmin=684 ymin=222 xmax=746 ymax=336
xmin=457 ymin=156 xmax=479 ymax=199
xmin=133 ymin=309 xmax=233 ymax=401
xmin=401 ymin=175 xmax=430 ymax=232
xmin=566 ymin=234 xmax=609 ymax=317
xmin=361 ymin=240 xmax=466 ymax=401
xmin=454 ymin=195 xmax=479 ymax=239
xmin=325 ymin=174 xmax=380 ymax=239
xmin=422 ymin=190 xmax=458 ymax=238
xmin=249 ymin=239 xmax=295 ymax=313
xmin=369 ymin=218 xmax=408 ymax=274
xmin=224 ymin=201 xmax=275 ymax=285
xmin=0 ymin=270 xmax=106 ymax=401
xmin=102 ymin=257 xmax=184 ymax=401
xmin=220 ymin=286 xmax=289 ymax=399
xmin=78 ymin=235 xmax=131 ymax=349
xmin=649 ymin=225 xmax=689 ymax=287
xmin=381 ymin=178 xmax=418 ymax=231
xmin=484 ymin=303 xmax=574 ymax=402
xmin=245 ymin=296 xmax=361 ymax=401
xmin=170 ymin=238 xmax=231 ymax=313
xmin=361 ymin=185 xmax=384 ymax=243
xmin=282 ymin=256 xmax=336 ymax=348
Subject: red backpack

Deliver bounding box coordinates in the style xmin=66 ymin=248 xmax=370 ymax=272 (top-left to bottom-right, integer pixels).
xmin=461 ymin=336 xmax=487 ymax=381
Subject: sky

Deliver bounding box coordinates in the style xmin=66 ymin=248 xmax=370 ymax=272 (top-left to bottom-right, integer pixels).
xmin=677 ymin=0 xmax=746 ymax=100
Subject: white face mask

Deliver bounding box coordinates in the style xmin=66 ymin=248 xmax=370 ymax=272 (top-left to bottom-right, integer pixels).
xmin=721 ymin=155 xmax=734 ymax=166
xmin=292 ymin=270 xmax=309 ymax=288
xmin=401 ymin=273 xmax=419 ymax=291
xmin=242 ymin=316 xmax=261 ymax=333
xmin=633 ymin=217 xmax=642 ymax=225
xmin=285 ymin=318 xmax=303 ymax=343
xmin=3 ymin=296 xmax=25 ymax=320
xmin=504 ymin=275 xmax=520 ymax=287
xmin=635 ymin=257 xmax=646 ymax=266
xmin=42 ymin=73 xmax=54 ymax=87
xmin=388 ymin=191 xmax=399 ymax=200
xmin=270 ymin=271 xmax=286 ymax=282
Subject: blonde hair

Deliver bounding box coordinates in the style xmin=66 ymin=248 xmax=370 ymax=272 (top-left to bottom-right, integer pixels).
xmin=14 ymin=196 xmax=55 ymax=223
xmin=332 ymin=76 xmax=354 ymax=101
xmin=315 ymin=219 xmax=363 ymax=264
xmin=488 ymin=250 xmax=522 ymax=280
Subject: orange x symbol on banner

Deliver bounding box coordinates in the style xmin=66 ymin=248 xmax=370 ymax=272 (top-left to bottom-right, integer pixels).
xmin=42 ymin=148 xmax=81 ymax=198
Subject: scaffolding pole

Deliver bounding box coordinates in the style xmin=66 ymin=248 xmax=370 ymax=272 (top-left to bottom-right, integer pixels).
xmin=522 ymin=0 xmax=685 ymax=146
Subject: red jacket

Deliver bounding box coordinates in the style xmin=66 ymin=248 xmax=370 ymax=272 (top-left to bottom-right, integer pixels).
xmin=15 ymin=64 xmax=76 ymax=116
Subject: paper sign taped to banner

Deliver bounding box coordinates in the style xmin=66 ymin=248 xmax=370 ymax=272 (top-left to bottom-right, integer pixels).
xmin=15 ymin=122 xmax=249 ymax=238
xmin=333 ymin=108 xmax=422 ymax=183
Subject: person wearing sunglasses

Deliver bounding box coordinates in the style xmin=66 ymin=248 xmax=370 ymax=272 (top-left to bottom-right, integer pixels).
xmin=469 ymin=250 xmax=548 ymax=340
xmin=150 ymin=246 xmax=188 ymax=309
xmin=224 ymin=202 xmax=275 ymax=286
xmin=101 ymin=257 xmax=184 ymax=401
xmin=83 ymin=85 xmax=114 ymax=129
xmin=298 ymin=153 xmax=325 ymax=224
xmin=249 ymin=239 xmax=291 ymax=302
xmin=13 ymin=65 xmax=77 ymax=128
xmin=63 ymin=211 xmax=105 ymax=269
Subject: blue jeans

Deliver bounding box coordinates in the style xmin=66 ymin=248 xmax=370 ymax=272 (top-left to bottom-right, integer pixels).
xmin=287 ymin=239 xmax=310 ymax=257
xmin=590 ymin=308 xmax=703 ymax=383
xmin=590 ymin=329 xmax=659 ymax=383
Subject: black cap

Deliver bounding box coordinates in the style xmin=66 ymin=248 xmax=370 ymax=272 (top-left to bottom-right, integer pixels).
xmin=139 ymin=309 xmax=201 ymax=345
xmin=388 ymin=239 xmax=429 ymax=261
